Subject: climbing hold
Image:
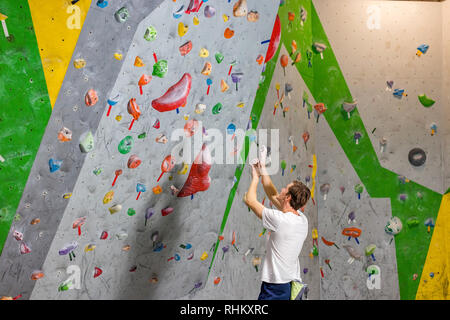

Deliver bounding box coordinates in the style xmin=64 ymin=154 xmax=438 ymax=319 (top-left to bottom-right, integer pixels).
xmin=79 ymin=131 xmax=95 ymax=153
xmin=342 ymin=227 xmax=362 ymax=244
xmin=155 ymin=133 xmax=168 ymax=144
xmin=144 ymin=26 xmax=158 ymax=41
xmin=407 ymin=217 xmax=420 ymax=228
xmin=59 ymin=242 xmax=78 ymax=256
xmin=200 ymin=251 xmax=208 ymax=261
xmin=313 ymin=42 xmax=327 ymax=59
xmin=179 ymin=41 xmax=193 ymax=56
xmin=138 ymin=74 xmax=152 ymax=95
xmin=84 ymin=244 xmax=96 ymax=252
xmin=31 ymin=271 xmax=44 ymax=280
xmin=393 ymin=88 xmax=407 ymax=98
xmin=173 ymin=6 xmax=184 ymax=19
xmin=252 ymin=257 xmax=262 ymax=272
xmin=20 ymin=242 xmax=31 ymax=254
xmin=215 ymin=52 xmax=224 ymax=64
xmin=320 ymin=183 xmax=330 ymax=200
xmin=224 ymin=28 xmax=235 ymax=39
xmin=136 ymin=183 xmax=146 ymax=200
xmin=343 ymin=100 xmax=357 ymax=119
xmin=418 ymin=94 xmax=435 ymax=107
xmin=184 ymin=119 xmax=199 ymax=137
xmin=96 ymin=0 xmax=108 ymax=8
xmin=280 ymin=54 xmax=288 ymax=76
xmin=49 ymin=158 xmax=63 ymax=173
xmin=201 ymin=62 xmax=212 ymax=75
xmin=152 ymin=185 xmax=163 ymax=195
xmin=100 ymin=231 xmax=108 ymax=240
xmin=162 ymin=207 xmax=174 ymax=217
xmin=231 ymin=73 xmax=243 ymax=91
xmin=30 ymin=218 xmax=40 ymax=225
xmin=103 ymin=190 xmax=114 ymax=204
xmin=127 ymin=208 xmax=136 ymax=217
xmin=177 ymin=143 xmax=211 ymax=197
xmin=118 ymin=136 xmax=133 ymax=154
xmin=247 ymin=10 xmax=259 ymax=22
xmin=195 ymin=103 xmax=206 ymax=114
xmin=430 ymin=123 xmax=437 ymax=136
xmin=204 ymin=5 xmax=216 ymax=18
xmin=416 ymin=44 xmax=429 ymax=56
xmin=122 ymin=245 xmax=131 ymax=251
xmin=108 ymin=204 xmax=122 ymax=214
xmin=114 ymin=53 xmax=123 ymax=61
xmin=199 ymin=48 xmax=209 ymax=58
xmin=73 ymin=58 xmax=86 ymax=69
xmin=157 ymin=155 xmax=176 ymax=182
xmin=57 ymin=127 xmax=72 ymax=142
xmin=94 ymin=267 xmax=103 ymax=278
xmin=233 ymin=0 xmax=248 ymax=17
xmin=354 ymin=132 xmax=362 ymax=145
xmin=220 ymin=79 xmax=229 ymax=92
xmin=178 ymin=22 xmax=189 ymax=37
xmin=116 ymin=231 xmax=128 ymax=240
xmin=343 ymin=245 xmax=362 ymax=264
xmin=408 ymin=148 xmax=426 ymax=166
xmin=127 ymin=154 xmax=142 ymax=169
xmin=193 ymin=16 xmax=200 ymax=25
xmin=214 ymin=277 xmax=221 ymax=285
xmin=114 ymin=7 xmax=129 ymax=23
xmin=424 ymin=218 xmax=435 ymax=233
xmin=134 ymin=56 xmax=145 ymax=67
xmin=152 ymin=60 xmax=168 ymax=78
xmin=85 ymin=89 xmax=98 ymax=107
xmin=13 ymin=231 xmax=23 ymax=241
xmin=185 ymin=0 xmax=203 ymax=14
xmin=152 ymin=73 xmax=192 ymax=112
xmin=385 ymin=216 xmax=403 ymax=235
xmin=365 ymin=244 xmax=377 ymax=261
xmin=314 ymin=103 xmax=327 ymax=122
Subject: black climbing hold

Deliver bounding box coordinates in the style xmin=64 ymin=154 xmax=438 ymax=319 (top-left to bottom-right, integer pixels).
xmin=408 ymin=148 xmax=426 ymax=167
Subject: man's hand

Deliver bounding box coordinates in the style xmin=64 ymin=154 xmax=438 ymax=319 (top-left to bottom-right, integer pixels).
xmin=250 ymin=159 xmax=261 ymax=181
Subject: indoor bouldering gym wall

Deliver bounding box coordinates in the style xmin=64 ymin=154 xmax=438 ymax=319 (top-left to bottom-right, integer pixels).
xmin=0 ymin=0 xmax=449 ymax=301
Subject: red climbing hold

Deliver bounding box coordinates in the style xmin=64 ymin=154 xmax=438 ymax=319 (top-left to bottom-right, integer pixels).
xmin=177 ymin=143 xmax=211 ymax=197
xmin=138 ymin=74 xmax=152 ymax=95
xmin=94 ymin=267 xmax=103 ymax=278
xmin=265 ymin=15 xmax=281 ymax=63
xmin=161 ymin=207 xmax=174 ymax=216
xmin=151 ymin=73 xmax=192 ymax=113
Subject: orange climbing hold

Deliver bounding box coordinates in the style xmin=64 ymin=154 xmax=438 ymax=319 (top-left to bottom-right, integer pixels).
xmin=134 ymin=56 xmax=145 ymax=67
xmin=152 ymin=185 xmax=163 ymax=194
xmin=224 ymin=27 xmax=234 ymax=39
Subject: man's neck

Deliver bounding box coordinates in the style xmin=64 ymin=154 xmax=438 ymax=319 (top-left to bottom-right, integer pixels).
xmin=281 ymin=205 xmax=299 ymax=215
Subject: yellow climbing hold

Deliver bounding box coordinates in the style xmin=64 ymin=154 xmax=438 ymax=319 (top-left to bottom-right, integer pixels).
xmin=73 ymin=58 xmax=86 ymax=69
xmin=236 ymin=102 xmax=245 ymax=108
xmin=178 ymin=162 xmax=189 ymax=175
xmin=222 ymin=14 xmax=229 ymax=22
xmin=115 ymin=115 xmax=122 ymax=122
xmin=63 ymin=193 xmax=72 ymax=199
xmin=84 ymin=244 xmax=96 ymax=252
xmin=193 ymin=16 xmax=200 ymax=25
xmin=114 ymin=53 xmax=123 ymax=61
xmin=103 ymin=190 xmax=114 ymax=204
xmin=178 ymin=22 xmax=188 ymax=37
xmin=199 ymin=48 xmax=209 ymax=58
xmin=200 ymin=251 xmax=208 ymax=261
xmin=311 ymin=154 xmax=317 ymax=200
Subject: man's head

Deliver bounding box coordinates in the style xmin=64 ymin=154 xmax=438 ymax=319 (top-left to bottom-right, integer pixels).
xmin=276 ymin=180 xmax=311 ymax=212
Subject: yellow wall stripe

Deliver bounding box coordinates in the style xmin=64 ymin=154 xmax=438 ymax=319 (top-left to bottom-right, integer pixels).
xmin=416 ymin=193 xmax=450 ymax=300
xmin=28 ymin=0 xmax=90 ymax=107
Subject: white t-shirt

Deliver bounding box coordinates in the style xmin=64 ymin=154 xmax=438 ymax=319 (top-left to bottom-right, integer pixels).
xmin=261 ymin=207 xmax=308 ymax=284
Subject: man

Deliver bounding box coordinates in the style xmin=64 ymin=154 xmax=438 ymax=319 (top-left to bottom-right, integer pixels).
xmin=243 ymin=147 xmax=311 ymax=300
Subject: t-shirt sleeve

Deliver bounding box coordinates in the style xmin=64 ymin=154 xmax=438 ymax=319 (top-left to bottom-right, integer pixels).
xmin=262 ymin=207 xmax=282 ymax=232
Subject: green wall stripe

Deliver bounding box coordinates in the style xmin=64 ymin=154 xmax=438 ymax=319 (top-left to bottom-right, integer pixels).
xmin=0 ymin=0 xmax=52 ymax=256
xmin=277 ymin=0 xmax=442 ymax=299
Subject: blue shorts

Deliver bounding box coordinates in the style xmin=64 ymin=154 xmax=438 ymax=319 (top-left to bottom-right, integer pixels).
xmin=258 ymin=281 xmax=291 ymax=300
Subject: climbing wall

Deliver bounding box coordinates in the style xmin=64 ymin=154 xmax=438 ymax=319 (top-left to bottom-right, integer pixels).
xmin=196 ymin=43 xmax=320 ymax=300
xmin=311 ymin=0 xmax=448 ymax=299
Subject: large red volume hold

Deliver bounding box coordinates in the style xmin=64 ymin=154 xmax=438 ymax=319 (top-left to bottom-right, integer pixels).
xmin=177 ymin=143 xmax=211 ymax=197
xmin=151 ymin=73 xmax=192 ymax=112
xmin=265 ymin=15 xmax=281 ymax=63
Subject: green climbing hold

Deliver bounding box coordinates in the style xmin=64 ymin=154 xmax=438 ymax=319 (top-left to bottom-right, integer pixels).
xmin=118 ymin=136 xmax=134 ymax=154
xmin=144 ymin=26 xmax=157 ymax=41
xmin=127 ymin=208 xmax=136 ymax=216
xmin=138 ymin=132 xmax=147 ymax=139
xmin=152 ymin=60 xmax=168 ymax=78
xmin=79 ymin=131 xmax=94 ymax=153
xmin=114 ymin=7 xmax=129 ymax=23
xmin=312 ymin=244 xmax=318 ymax=256
xmin=418 ymin=94 xmax=435 ymax=108
xmin=93 ymin=168 xmax=102 ymax=176
xmin=407 ymin=217 xmax=420 ymax=227
xmin=212 ymin=103 xmax=223 ymax=114
xmin=215 ymin=52 xmax=224 ymax=64
xmin=355 ymin=184 xmax=364 ymax=194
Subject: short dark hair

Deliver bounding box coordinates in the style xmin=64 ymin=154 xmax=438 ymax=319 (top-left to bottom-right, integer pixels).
xmin=288 ymin=181 xmax=311 ymax=210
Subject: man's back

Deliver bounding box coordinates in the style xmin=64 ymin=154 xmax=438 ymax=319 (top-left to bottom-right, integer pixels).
xmin=261 ymin=207 xmax=308 ymax=284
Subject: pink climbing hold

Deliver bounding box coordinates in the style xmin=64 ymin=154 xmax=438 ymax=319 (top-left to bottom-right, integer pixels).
xmin=161 ymin=207 xmax=174 ymax=216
